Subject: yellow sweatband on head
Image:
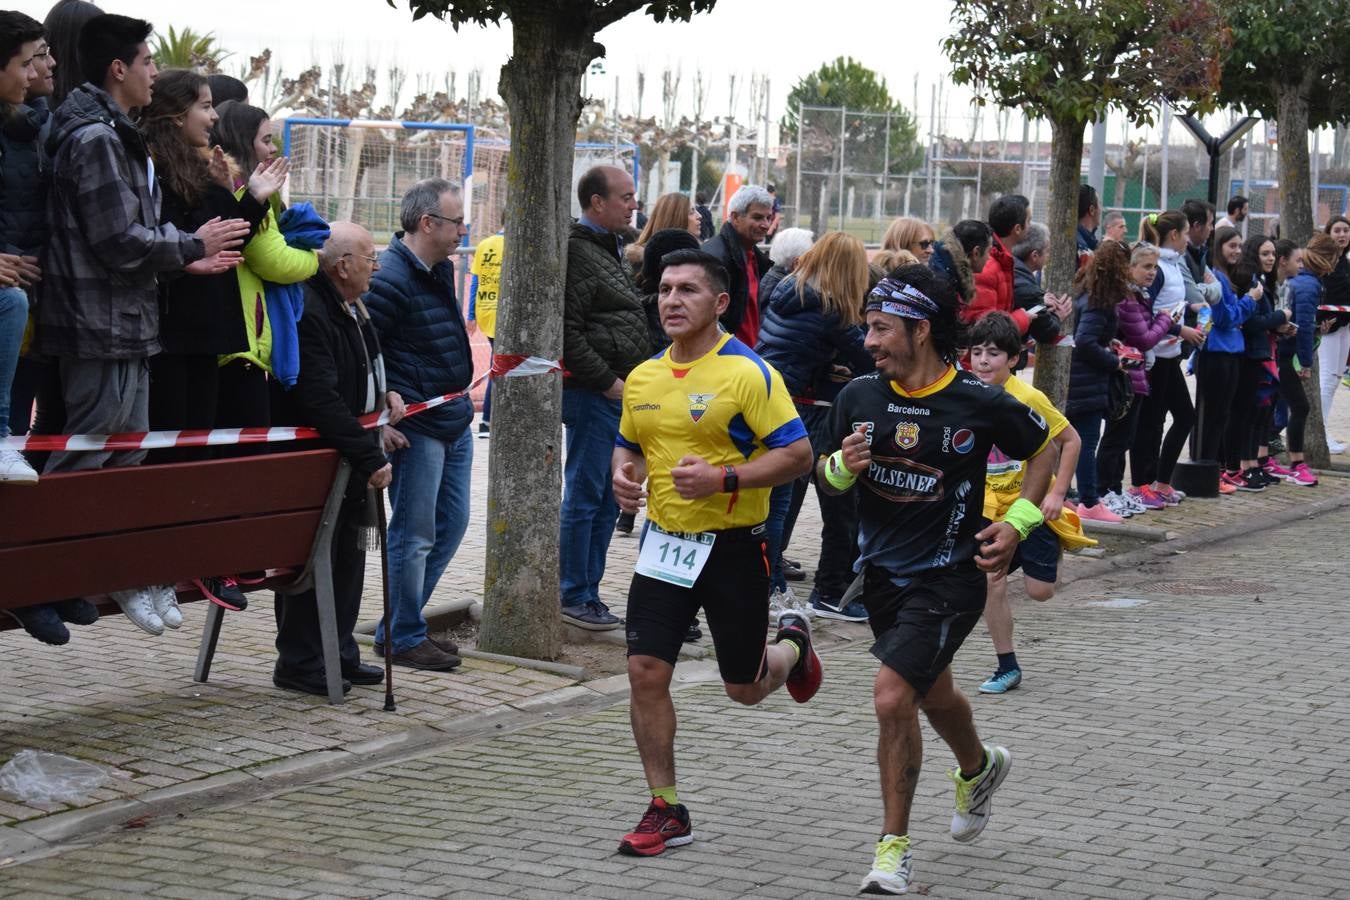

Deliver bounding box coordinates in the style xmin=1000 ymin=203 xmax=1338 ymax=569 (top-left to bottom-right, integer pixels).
xmin=824 ymin=449 xmax=858 ymax=490
xmin=1003 ymin=497 xmax=1045 ymax=540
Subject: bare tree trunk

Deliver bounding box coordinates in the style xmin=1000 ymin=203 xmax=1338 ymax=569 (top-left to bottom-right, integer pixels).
xmin=1032 ymin=116 xmax=1085 ymax=410
xmin=478 ymin=8 xmax=592 ymax=659
xmin=1302 ymin=356 xmax=1331 ymax=469
xmin=1275 ymin=78 xmax=1315 ymax=244
xmin=1274 ymin=78 xmax=1330 ymax=467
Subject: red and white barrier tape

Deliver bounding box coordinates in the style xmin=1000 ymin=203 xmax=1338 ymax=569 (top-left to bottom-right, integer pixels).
xmin=1318 ymin=305 xmax=1350 ymax=313
xmin=2 ymin=354 xmax=562 ymax=453
xmin=490 ymin=354 xmax=563 ymax=379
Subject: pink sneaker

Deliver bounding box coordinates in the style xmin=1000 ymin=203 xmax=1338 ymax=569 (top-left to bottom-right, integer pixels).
xmin=1265 ymin=460 xmax=1297 ymax=480
xmin=1128 ymin=486 xmax=1167 ymax=510
xmin=1288 ymin=462 xmax=1318 ymax=486
xmin=1151 ymin=483 xmax=1183 ymax=505
xmin=1077 ymin=501 xmax=1124 ymax=523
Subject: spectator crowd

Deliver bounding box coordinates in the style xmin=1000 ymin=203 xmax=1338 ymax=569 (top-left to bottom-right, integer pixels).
xmin=4 ymin=4 xmax=1350 ymax=706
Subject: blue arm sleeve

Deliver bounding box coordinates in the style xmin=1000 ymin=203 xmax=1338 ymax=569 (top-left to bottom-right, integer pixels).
xmin=468 ymin=274 xmax=479 ymax=320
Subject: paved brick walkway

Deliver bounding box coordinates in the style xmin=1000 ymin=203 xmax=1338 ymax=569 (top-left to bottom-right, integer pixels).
xmin=2 ymin=504 xmax=1347 ymax=897
xmin=4 ymin=422 xmax=1342 ymax=823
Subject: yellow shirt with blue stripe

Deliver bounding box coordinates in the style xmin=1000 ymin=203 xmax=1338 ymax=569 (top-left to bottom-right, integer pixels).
xmin=618 ymin=333 xmax=807 ymax=534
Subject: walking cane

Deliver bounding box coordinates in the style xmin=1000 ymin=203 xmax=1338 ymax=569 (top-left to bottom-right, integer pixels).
xmin=376 ymin=489 xmax=396 ymax=712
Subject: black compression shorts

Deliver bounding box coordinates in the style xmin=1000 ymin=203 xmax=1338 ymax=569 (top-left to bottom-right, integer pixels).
xmin=625 ymin=522 xmax=771 ymax=684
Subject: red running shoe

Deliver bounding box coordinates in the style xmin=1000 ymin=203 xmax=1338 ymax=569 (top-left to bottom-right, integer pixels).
xmin=618 ymin=797 xmax=693 ymax=857
xmin=776 ymin=612 xmax=823 ymax=703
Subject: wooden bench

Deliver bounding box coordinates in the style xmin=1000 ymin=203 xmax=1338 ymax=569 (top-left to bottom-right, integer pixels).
xmin=0 ymin=448 xmax=356 ymax=704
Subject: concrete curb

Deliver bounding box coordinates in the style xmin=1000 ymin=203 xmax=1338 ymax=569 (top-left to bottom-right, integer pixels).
xmin=1079 ymin=518 xmax=1177 ymax=541
xmin=352 ymin=596 xmax=474 ymax=636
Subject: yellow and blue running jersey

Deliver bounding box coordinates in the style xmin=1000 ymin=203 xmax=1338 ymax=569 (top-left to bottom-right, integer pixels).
xmin=617 ymin=333 xmax=807 ymax=534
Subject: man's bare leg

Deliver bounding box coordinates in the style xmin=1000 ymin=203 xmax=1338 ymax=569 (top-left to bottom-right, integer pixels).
xmin=919 ymin=667 xmax=985 ymax=774
xmin=723 ymin=641 xmax=796 ymax=705
xmin=874 ymin=664 xmax=925 ymax=836
xmin=628 ymin=655 xmax=677 ymax=788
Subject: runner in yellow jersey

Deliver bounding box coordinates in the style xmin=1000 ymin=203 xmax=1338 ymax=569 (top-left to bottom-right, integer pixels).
xmin=611 ymin=248 xmax=818 ymax=858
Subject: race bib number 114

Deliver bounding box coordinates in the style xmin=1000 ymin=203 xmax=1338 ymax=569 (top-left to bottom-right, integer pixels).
xmin=635 ymin=523 xmax=716 ymax=588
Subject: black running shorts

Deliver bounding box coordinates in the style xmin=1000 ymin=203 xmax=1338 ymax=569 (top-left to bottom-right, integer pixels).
xmin=861 ymin=562 xmax=987 ymax=696
xmin=626 ymin=522 xmax=771 ymax=684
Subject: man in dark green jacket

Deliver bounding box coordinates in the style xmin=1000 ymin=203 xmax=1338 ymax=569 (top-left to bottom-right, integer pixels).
xmin=561 ymin=165 xmax=649 ymax=630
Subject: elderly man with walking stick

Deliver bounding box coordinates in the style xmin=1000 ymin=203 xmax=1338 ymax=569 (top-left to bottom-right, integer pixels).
xmin=272 ymin=221 xmax=405 ymax=698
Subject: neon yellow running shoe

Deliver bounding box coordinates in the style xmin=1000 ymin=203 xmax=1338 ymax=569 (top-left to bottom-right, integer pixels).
xmin=949 ymin=744 xmax=1012 ymax=842
xmin=860 ymin=833 xmax=912 ymax=895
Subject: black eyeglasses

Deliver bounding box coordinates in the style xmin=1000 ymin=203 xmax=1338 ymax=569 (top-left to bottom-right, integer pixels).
xmin=426 ymin=213 xmax=465 ymax=227
xmin=916 ymin=240 xmax=934 ymax=249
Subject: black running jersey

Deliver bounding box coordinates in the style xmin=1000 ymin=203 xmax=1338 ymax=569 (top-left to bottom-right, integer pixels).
xmin=828 ymin=366 xmax=1050 ymax=579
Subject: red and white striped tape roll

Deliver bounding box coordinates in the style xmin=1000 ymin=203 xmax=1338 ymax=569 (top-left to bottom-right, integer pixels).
xmin=1 ymin=354 xmax=562 ymax=454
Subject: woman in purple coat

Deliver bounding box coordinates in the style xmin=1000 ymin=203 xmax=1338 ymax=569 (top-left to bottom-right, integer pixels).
xmin=1098 ymin=243 xmax=1184 ymax=513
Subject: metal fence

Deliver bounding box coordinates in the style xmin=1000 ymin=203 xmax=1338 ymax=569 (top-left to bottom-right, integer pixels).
xmin=281 ymin=118 xmax=640 ymax=248
xmin=787 ymin=103 xmax=1350 ymax=245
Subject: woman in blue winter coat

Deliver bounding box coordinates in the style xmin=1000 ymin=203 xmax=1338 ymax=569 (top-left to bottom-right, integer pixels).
xmin=1197 ymin=226 xmax=1259 ymax=491
xmin=1275 ymin=234 xmax=1342 ymax=486
xmin=755 ymin=232 xmax=872 ymax=619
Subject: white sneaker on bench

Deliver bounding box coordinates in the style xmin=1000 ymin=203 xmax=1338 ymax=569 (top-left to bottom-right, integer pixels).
xmin=111 ymin=587 xmax=164 ymax=636
xmin=0 ymin=449 xmax=37 ymax=484
xmin=150 ymin=585 xmax=182 ymax=630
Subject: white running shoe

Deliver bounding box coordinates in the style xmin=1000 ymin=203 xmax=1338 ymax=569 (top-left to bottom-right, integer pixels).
xmin=860 ymin=833 xmax=913 ymax=895
xmin=150 ymin=585 xmax=183 ymax=629
xmin=1120 ymin=490 xmax=1148 ymax=514
xmin=1100 ymin=491 xmax=1133 ymax=518
xmin=0 ymin=449 xmax=37 ymax=484
xmin=1327 ymin=437 xmax=1346 ymax=455
xmin=111 ymin=587 xmax=164 ymax=636
xmin=768 ymin=585 xmax=796 ymax=619
xmin=949 ymin=744 xmax=1012 ymax=842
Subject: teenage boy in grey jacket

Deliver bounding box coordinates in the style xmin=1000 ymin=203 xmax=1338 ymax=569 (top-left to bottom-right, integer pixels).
xmin=35 ymin=14 xmax=247 ymax=635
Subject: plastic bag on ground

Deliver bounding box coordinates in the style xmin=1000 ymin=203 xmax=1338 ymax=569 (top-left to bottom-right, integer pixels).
xmin=0 ymin=750 xmax=109 ymax=803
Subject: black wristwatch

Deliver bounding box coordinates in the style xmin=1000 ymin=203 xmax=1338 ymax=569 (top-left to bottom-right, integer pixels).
xmin=722 ymin=464 xmax=739 ymax=493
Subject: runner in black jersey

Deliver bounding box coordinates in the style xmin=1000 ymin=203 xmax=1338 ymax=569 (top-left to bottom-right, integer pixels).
xmin=819 ymin=265 xmax=1054 ymax=895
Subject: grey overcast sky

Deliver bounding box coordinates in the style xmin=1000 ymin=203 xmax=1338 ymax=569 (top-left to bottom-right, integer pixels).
xmin=39 ymin=0 xmax=968 ymax=124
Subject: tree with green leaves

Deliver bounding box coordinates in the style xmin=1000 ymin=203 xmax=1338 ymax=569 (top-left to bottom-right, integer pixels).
xmin=782 ymin=57 xmax=922 ymax=236
xmin=1220 ymin=0 xmax=1350 ymax=245
xmin=151 ymin=26 xmax=230 ymax=72
xmin=393 ymin=0 xmax=717 ymax=661
xmin=1218 ymin=0 xmax=1350 ymax=468
xmin=945 ymin=0 xmax=1225 ymax=406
